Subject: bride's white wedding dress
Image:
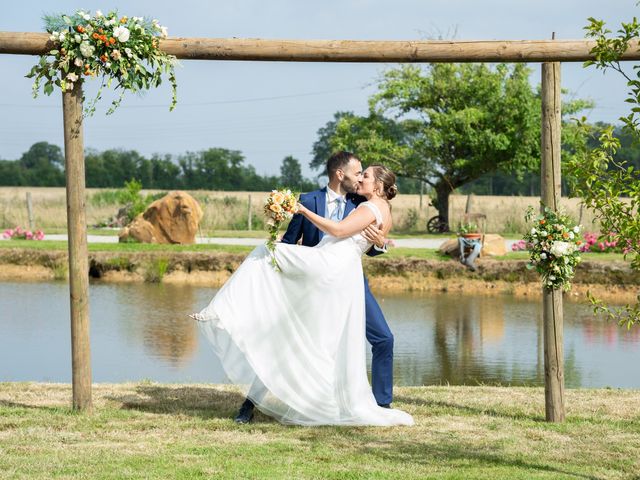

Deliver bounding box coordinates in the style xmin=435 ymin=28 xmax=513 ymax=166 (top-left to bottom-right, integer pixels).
xmin=194 ymin=201 xmax=414 ymax=426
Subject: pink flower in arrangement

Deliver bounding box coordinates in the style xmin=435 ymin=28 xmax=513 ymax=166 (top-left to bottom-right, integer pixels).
xmin=2 ymin=228 xmax=13 ymax=239
xmin=34 ymin=230 xmax=45 ymax=240
xmin=25 ymin=231 xmax=33 ymax=240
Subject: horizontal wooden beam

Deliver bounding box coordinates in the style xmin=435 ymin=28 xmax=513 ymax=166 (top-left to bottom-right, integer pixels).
xmin=2 ymin=31 xmax=640 ymax=62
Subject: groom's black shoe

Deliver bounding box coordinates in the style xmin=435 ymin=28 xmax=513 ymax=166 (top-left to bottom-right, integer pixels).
xmin=378 ymin=403 xmax=391 ymax=409
xmin=234 ymin=399 xmax=255 ymax=424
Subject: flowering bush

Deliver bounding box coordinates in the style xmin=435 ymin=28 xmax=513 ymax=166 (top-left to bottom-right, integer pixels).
xmin=27 ymin=9 xmax=177 ymax=115
xmin=580 ymin=231 xmax=627 ymax=253
xmin=523 ymin=206 xmax=582 ymax=290
xmin=3 ymin=227 xmax=45 ymax=241
xmin=511 ymin=239 xmax=528 ymax=252
xmin=263 ymin=189 xmax=299 ymax=271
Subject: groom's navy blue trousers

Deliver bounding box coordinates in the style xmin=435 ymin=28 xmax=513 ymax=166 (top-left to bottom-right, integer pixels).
xmin=282 ymin=188 xmax=394 ymax=406
xmin=363 ymin=275 xmax=394 ymax=405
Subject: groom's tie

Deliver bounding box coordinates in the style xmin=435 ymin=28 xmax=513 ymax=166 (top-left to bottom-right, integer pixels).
xmin=330 ymin=197 xmax=344 ymax=222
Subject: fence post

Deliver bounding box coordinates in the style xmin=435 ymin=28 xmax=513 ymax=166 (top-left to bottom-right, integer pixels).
xmin=465 ymin=193 xmax=474 ymax=214
xmin=247 ymin=194 xmax=252 ymax=231
xmin=25 ymin=192 xmax=34 ymax=230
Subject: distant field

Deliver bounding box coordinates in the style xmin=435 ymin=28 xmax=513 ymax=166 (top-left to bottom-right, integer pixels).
xmin=0 ymin=187 xmax=601 ymax=235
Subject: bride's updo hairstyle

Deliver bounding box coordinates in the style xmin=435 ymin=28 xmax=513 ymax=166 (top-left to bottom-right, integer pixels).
xmin=370 ymin=164 xmax=398 ymax=201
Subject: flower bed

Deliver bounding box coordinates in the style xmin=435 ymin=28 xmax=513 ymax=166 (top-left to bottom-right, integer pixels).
xmin=2 ymin=227 xmax=45 ymax=241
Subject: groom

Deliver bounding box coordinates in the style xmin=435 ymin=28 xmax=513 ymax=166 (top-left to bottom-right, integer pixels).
xmin=234 ymin=151 xmax=395 ymax=423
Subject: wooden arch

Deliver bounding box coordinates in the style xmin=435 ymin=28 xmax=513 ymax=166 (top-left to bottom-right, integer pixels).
xmin=2 ymin=31 xmax=639 ymax=420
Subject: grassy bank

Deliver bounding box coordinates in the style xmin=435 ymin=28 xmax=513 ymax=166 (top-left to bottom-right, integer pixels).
xmin=0 ymin=383 xmax=638 ymax=479
xmin=0 ymin=241 xmax=638 ymax=300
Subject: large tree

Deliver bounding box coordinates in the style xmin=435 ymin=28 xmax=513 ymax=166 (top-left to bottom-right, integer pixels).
xmin=18 ymin=141 xmax=65 ymax=186
xmin=279 ymin=155 xmax=304 ymax=188
xmin=313 ymin=63 xmax=589 ymax=227
xmin=278 ymin=155 xmax=317 ymax=191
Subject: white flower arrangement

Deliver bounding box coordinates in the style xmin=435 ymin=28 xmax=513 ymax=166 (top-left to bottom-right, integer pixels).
xmin=27 ymin=9 xmax=177 ymax=116
xmin=523 ymin=206 xmax=583 ymax=290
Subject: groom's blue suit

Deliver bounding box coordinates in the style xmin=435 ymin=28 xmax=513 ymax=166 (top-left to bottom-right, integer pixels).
xmin=282 ymin=187 xmax=394 ymax=406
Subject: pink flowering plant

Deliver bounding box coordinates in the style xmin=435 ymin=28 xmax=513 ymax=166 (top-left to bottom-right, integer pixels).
xmin=3 ymin=227 xmax=45 ymax=241
xmin=579 ymin=230 xmax=632 ymax=254
xmin=511 ymin=239 xmax=528 ymax=252
xmin=27 ymin=9 xmax=177 ymax=116
xmin=523 ymin=206 xmax=582 ymax=290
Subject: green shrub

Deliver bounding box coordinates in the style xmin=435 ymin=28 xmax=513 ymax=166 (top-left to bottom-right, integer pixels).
xmin=143 ymin=258 xmax=170 ymax=283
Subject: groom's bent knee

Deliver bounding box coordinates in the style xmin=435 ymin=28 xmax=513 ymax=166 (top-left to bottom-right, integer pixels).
xmin=373 ymin=333 xmax=394 ymax=354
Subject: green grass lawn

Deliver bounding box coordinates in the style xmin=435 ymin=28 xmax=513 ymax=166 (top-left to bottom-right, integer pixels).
xmin=0 ymin=239 xmax=630 ymax=263
xmin=43 ymin=227 xmax=523 ymax=240
xmin=0 ymin=383 xmax=638 ymax=479
xmin=0 ymin=239 xmax=254 ymax=255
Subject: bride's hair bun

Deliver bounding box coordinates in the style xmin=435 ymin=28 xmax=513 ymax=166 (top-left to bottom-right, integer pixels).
xmin=370 ymin=164 xmax=398 ymax=201
xmin=387 ymin=184 xmax=398 ymax=200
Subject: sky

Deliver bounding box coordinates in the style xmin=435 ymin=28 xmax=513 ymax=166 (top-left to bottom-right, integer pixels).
xmin=1 ymin=0 xmax=638 ymax=177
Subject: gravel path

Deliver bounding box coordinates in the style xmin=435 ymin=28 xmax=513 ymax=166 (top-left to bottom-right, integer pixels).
xmin=36 ymin=234 xmax=519 ymax=250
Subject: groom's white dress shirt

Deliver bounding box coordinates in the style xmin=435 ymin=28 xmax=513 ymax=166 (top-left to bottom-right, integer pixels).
xmin=325 ymin=187 xmax=346 ymax=220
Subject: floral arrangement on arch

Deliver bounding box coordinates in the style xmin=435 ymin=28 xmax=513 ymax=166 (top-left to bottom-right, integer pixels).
xmin=27 ymin=9 xmax=177 ymax=115
xmin=263 ymin=189 xmax=299 ymax=271
xmin=3 ymin=227 xmax=45 ymax=241
xmin=523 ymin=206 xmax=583 ymax=290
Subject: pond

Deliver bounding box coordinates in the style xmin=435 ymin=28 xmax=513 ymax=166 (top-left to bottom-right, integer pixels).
xmin=1 ymin=281 xmax=638 ymax=388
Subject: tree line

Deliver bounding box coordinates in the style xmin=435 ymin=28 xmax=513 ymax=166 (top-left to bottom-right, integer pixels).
xmin=0 ymin=143 xmax=318 ymax=192
xmin=2 ymin=123 xmax=637 ymax=198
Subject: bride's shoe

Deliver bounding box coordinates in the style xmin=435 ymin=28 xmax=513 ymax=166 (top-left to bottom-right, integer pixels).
xmin=188 ymin=313 xmax=207 ymax=322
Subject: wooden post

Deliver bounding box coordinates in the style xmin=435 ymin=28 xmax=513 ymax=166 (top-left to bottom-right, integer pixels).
xmin=247 ymin=194 xmax=253 ymax=231
xmin=25 ymin=192 xmax=34 ymax=230
xmin=62 ymin=82 xmax=92 ymax=412
xmin=465 ymin=193 xmax=474 ymax=214
xmin=541 ymin=49 xmax=564 ymax=422
xmin=4 ymin=33 xmax=640 ymax=63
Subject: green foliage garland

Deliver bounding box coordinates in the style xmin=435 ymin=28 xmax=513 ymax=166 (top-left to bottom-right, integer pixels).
xmin=26 ymin=9 xmax=177 ymax=115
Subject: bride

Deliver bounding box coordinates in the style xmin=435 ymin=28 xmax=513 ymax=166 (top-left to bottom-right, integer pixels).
xmin=193 ymin=164 xmax=414 ymax=426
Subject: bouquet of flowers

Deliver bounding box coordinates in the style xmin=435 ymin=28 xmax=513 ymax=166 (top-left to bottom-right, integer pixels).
xmin=263 ymin=189 xmax=299 ymax=271
xmin=523 ymin=206 xmax=582 ymax=290
xmin=3 ymin=227 xmax=45 ymax=241
xmin=27 ymin=9 xmax=177 ymax=116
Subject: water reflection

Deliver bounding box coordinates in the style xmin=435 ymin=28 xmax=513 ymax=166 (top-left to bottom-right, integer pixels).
xmin=0 ymin=282 xmax=638 ymax=388
xmin=377 ymin=293 xmax=634 ymax=388
xmin=125 ymin=284 xmax=199 ymax=366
